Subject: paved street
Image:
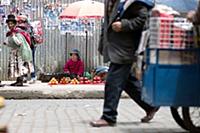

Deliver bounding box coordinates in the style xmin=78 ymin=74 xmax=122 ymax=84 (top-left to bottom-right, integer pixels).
xmin=0 ymin=99 xmax=187 ymax=133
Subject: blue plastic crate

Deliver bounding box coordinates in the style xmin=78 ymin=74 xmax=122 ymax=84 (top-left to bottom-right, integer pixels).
xmin=142 ymin=48 xmax=200 ymax=107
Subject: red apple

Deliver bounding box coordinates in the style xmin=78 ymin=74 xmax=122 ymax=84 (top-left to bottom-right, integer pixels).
xmin=79 ymin=77 xmax=84 ymax=81
xmin=97 ymin=81 xmax=101 ymax=84
xmin=87 ymin=80 xmax=91 ymax=84
xmin=79 ymin=81 xmax=84 ymax=84
xmin=96 ymin=76 xmax=101 ymax=81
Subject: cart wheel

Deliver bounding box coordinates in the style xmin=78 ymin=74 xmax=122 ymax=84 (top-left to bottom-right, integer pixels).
xmin=170 ymin=107 xmax=188 ymax=130
xmin=182 ymin=107 xmax=200 ymax=132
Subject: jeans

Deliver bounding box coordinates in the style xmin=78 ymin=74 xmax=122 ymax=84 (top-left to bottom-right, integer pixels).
xmin=31 ymin=46 xmax=36 ymax=79
xmin=101 ymin=63 xmax=155 ymax=123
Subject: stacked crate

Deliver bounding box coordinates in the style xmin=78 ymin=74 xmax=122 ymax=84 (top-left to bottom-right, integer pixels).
xmin=148 ymin=17 xmax=198 ymax=65
xmin=149 ymin=17 xmax=194 ymax=49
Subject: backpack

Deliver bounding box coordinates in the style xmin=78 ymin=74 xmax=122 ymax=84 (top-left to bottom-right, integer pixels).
xmin=30 ymin=20 xmax=44 ymax=45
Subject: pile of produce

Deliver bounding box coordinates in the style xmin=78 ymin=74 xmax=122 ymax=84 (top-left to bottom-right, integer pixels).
xmin=48 ymin=77 xmax=59 ymax=85
xmin=59 ymin=77 xmax=71 ymax=84
xmin=70 ymin=78 xmax=79 ymax=84
xmin=92 ymin=76 xmax=102 ymax=84
xmin=48 ymin=76 xmax=104 ymax=85
xmin=79 ymin=77 xmax=91 ymax=84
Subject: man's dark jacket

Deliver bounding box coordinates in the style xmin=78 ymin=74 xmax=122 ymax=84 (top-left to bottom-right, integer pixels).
xmin=98 ymin=0 xmax=152 ymax=64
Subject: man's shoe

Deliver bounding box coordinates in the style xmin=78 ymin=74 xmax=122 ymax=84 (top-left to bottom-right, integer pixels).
xmin=141 ymin=108 xmax=159 ymax=123
xmin=90 ymin=119 xmax=116 ymax=127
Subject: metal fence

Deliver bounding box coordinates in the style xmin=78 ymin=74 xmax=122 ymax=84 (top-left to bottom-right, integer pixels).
xmin=0 ymin=0 xmax=105 ymax=80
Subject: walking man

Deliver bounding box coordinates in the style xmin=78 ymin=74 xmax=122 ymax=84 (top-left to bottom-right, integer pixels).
xmin=90 ymin=0 xmax=159 ymax=127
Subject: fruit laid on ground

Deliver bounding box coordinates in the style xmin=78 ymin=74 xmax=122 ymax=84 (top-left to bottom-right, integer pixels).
xmin=70 ymin=78 xmax=79 ymax=84
xmin=48 ymin=77 xmax=58 ymax=85
xmin=0 ymin=96 xmax=5 ymax=109
xmin=79 ymin=81 xmax=84 ymax=84
xmin=59 ymin=77 xmax=70 ymax=84
xmin=84 ymin=80 xmax=91 ymax=84
xmin=79 ymin=77 xmax=91 ymax=84
xmin=79 ymin=77 xmax=84 ymax=81
xmin=87 ymin=80 xmax=91 ymax=84
xmin=92 ymin=76 xmax=102 ymax=84
xmin=93 ymin=76 xmax=101 ymax=81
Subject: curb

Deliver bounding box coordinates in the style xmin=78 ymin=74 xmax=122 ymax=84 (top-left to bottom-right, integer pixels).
xmin=0 ymin=82 xmax=129 ymax=99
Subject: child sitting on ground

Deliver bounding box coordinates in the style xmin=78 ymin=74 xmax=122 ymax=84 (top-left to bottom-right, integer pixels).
xmin=91 ymin=66 xmax=108 ymax=81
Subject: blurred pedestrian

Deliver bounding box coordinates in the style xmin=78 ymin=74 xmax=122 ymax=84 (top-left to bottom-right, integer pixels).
xmin=90 ymin=0 xmax=159 ymax=127
xmin=4 ymin=14 xmax=33 ymax=86
xmin=16 ymin=14 xmax=37 ymax=83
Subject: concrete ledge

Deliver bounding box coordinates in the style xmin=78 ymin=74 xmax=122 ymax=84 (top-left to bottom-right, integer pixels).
xmin=0 ymin=81 xmax=129 ymax=99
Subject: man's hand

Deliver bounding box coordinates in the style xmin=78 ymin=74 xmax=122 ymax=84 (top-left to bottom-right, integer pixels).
xmin=112 ymin=21 xmax=122 ymax=32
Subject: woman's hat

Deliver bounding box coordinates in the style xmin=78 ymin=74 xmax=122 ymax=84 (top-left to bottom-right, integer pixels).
xmin=95 ymin=66 xmax=109 ymax=75
xmin=6 ymin=14 xmax=17 ymax=24
xmin=70 ymin=48 xmax=80 ymax=58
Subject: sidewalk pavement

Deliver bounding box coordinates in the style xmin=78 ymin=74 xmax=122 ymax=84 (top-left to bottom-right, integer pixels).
xmin=0 ymin=81 xmax=129 ymax=99
xmin=0 ymin=99 xmax=187 ymax=133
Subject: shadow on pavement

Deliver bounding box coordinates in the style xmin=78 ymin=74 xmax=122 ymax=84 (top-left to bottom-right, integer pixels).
xmin=120 ymin=128 xmax=188 ymax=133
xmin=83 ymin=120 xmax=188 ymax=133
xmin=117 ymin=121 xmax=141 ymax=126
xmin=117 ymin=122 xmax=188 ymax=133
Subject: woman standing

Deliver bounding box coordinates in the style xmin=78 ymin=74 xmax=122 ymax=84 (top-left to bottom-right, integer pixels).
xmin=16 ymin=14 xmax=37 ymax=83
xmin=4 ymin=14 xmax=33 ymax=86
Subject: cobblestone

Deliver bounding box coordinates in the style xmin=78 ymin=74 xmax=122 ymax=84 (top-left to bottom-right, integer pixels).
xmin=0 ymin=99 xmax=188 ymax=133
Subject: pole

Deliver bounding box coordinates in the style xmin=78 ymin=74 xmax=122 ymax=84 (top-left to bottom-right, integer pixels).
xmin=85 ymin=30 xmax=88 ymax=73
xmin=65 ymin=33 xmax=68 ymax=63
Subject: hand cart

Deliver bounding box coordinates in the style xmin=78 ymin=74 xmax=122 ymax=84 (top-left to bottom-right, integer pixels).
xmin=141 ymin=17 xmax=200 ymax=132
